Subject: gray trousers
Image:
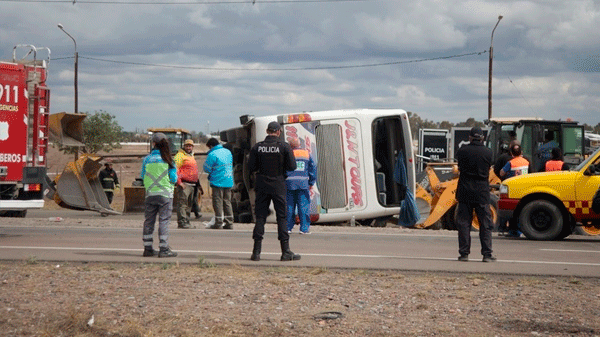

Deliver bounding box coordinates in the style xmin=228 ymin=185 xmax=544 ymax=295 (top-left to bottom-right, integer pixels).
xmin=212 ymin=186 xmax=233 ymax=226
xmin=143 ymin=195 xmax=173 ymax=249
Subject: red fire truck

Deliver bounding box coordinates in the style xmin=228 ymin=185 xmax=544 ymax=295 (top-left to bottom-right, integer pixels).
xmin=0 ymin=45 xmax=51 ymax=217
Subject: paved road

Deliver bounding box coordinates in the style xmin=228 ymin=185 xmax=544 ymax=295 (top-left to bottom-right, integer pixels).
xmin=1 ymin=209 xmax=599 ymax=277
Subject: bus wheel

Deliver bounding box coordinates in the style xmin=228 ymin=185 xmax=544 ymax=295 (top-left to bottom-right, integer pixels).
xmin=518 ymin=200 xmax=563 ymax=240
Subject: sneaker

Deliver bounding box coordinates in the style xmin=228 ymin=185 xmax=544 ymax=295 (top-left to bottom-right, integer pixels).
xmin=482 ymin=255 xmax=497 ymax=263
xmin=158 ymin=247 xmax=178 ymax=258
xmin=143 ymin=249 xmax=155 ymax=257
xmin=287 ymin=230 xmax=292 ymax=234
xmin=457 ymin=255 xmax=469 ymax=262
xmin=223 ymin=224 xmax=233 ymax=230
xmin=299 ymin=231 xmax=311 ymax=235
xmin=178 ymin=223 xmax=191 ymax=229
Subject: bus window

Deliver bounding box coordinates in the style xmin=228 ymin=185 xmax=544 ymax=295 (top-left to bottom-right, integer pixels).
xmin=373 ymin=117 xmax=406 ymax=207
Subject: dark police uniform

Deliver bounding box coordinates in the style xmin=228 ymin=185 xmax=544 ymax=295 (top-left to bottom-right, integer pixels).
xmin=248 ymin=134 xmax=296 ymax=242
xmin=455 ymin=127 xmax=494 ymax=261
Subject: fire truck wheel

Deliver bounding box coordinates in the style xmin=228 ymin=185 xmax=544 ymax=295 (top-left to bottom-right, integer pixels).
xmin=518 ymin=200 xmax=563 ymax=240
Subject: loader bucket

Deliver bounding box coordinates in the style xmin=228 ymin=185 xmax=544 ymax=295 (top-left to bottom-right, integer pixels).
xmin=48 ymin=112 xmax=86 ymax=147
xmin=52 ymin=154 xmax=120 ymax=215
xmin=123 ymin=186 xmax=146 ymax=213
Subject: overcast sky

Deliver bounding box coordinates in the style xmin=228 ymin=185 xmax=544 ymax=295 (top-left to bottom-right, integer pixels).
xmin=2 ymin=0 xmax=599 ymax=133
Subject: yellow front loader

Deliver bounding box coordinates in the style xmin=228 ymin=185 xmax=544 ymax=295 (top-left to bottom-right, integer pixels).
xmin=414 ymin=162 xmax=499 ymax=231
xmin=46 ymin=113 xmax=120 ymax=215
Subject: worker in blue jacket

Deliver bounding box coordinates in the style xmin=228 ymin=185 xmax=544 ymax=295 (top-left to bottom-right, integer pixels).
xmin=286 ymin=138 xmax=317 ymax=234
xmin=203 ymin=138 xmax=234 ymax=229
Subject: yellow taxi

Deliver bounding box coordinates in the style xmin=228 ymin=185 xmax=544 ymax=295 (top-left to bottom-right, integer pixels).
xmin=498 ymin=147 xmax=600 ymax=240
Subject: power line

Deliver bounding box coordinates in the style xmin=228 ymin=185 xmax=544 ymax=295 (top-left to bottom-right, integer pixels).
xmin=496 ymin=60 xmax=537 ymax=116
xmin=75 ymin=51 xmax=487 ymax=71
xmin=0 ymin=0 xmax=371 ymax=4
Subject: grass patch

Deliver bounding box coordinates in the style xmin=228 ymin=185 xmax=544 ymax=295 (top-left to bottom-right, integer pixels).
xmin=197 ymin=255 xmax=216 ymax=268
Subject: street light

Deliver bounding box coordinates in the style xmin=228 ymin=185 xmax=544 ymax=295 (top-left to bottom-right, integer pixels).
xmin=488 ymin=15 xmax=503 ymax=120
xmin=57 ymin=23 xmax=78 ymax=114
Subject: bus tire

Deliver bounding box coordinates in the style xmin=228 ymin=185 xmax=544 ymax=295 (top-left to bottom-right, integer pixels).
xmin=518 ymin=200 xmax=563 ymax=240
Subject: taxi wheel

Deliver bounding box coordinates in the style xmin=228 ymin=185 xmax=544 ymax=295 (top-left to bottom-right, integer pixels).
xmin=518 ymin=200 xmax=563 ymax=240
xmin=573 ymin=225 xmax=600 ymax=236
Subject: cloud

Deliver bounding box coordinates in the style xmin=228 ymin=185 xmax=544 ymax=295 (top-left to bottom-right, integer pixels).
xmin=1 ymin=0 xmax=599 ymax=132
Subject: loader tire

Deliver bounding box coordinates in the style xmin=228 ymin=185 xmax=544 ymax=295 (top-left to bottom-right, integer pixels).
xmin=442 ymin=205 xmax=457 ymax=230
xmin=470 ymin=194 xmax=499 ymax=231
xmin=447 ymin=194 xmax=498 ymax=232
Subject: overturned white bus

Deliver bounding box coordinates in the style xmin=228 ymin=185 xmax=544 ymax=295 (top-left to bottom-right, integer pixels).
xmin=220 ymin=109 xmax=415 ymax=227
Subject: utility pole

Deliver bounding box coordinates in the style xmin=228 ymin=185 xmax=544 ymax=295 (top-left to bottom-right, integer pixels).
xmin=57 ymin=23 xmax=78 ymax=115
xmin=58 ymin=23 xmax=80 ymax=160
xmin=488 ymin=15 xmax=503 ymax=120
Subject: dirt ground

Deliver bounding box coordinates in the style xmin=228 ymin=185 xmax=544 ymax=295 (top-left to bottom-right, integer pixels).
xmin=45 ymin=143 xmax=214 ymax=213
xmin=4 ymin=145 xmax=597 ymax=336
xmin=1 ymin=261 xmax=599 ymax=337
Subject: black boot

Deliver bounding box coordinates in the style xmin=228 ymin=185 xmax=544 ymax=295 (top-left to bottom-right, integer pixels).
xmin=280 ymin=240 xmax=301 ymax=261
xmin=250 ymin=240 xmax=262 ymax=261
xmin=143 ymin=247 xmax=155 ymax=257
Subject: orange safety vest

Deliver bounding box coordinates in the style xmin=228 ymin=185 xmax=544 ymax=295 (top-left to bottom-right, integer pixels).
xmin=508 ymin=156 xmax=529 ymax=177
xmin=545 ymin=160 xmax=564 ymax=172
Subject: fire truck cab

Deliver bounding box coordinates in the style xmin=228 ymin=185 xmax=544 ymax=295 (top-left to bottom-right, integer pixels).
xmin=0 ymin=45 xmax=51 ymax=217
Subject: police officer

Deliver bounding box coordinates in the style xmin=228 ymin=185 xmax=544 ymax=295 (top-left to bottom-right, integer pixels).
xmin=247 ymin=121 xmax=300 ymax=261
xmin=455 ymin=126 xmax=496 ymax=262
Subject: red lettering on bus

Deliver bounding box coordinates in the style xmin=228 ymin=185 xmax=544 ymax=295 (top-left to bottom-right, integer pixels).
xmin=345 ymin=120 xmax=363 ymax=206
xmin=285 ymin=125 xmax=298 ymax=142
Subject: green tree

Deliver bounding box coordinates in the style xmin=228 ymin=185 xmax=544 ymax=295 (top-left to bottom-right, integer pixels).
xmin=594 ymin=123 xmax=600 ymax=134
xmin=455 ymin=117 xmax=484 ymax=128
xmin=81 ymin=111 xmax=123 ymax=153
xmin=55 ymin=111 xmax=123 ymax=154
xmin=439 ymin=121 xmax=454 ymax=130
